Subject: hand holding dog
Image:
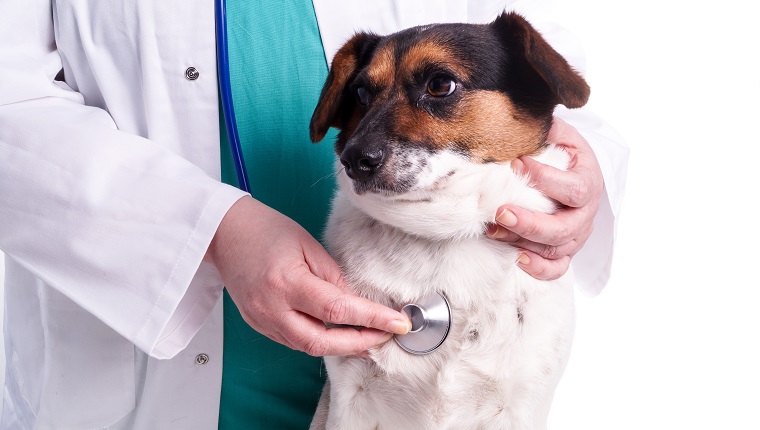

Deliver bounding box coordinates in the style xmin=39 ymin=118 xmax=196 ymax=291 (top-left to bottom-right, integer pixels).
xmin=207 ymin=196 xmax=410 ymax=356
xmin=487 ymin=118 xmax=604 ymax=280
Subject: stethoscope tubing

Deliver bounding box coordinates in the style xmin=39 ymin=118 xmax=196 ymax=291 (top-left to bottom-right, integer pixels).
xmin=215 ymin=0 xmax=251 ymax=193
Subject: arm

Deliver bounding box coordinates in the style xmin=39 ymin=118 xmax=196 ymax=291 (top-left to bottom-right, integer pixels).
xmin=208 ymin=197 xmax=411 ymax=356
xmin=0 ymin=1 xmax=409 ymax=357
xmin=0 ymin=0 xmax=246 ymax=358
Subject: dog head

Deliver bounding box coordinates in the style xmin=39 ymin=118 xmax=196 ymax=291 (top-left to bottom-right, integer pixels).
xmin=311 ymin=12 xmax=589 ymax=238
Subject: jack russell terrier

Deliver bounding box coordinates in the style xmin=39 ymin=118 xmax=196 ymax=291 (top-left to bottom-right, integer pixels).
xmin=309 ymin=11 xmax=590 ymax=430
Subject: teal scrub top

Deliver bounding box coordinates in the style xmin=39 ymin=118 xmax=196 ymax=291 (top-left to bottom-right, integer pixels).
xmin=217 ymin=0 xmax=339 ymax=428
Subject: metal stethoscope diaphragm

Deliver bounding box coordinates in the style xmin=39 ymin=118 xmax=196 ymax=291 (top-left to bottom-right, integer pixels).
xmin=394 ymin=291 xmax=452 ymax=355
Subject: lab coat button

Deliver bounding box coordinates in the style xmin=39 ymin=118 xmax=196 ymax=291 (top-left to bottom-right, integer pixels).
xmin=195 ymin=353 xmax=209 ymax=365
xmin=185 ymin=67 xmax=200 ymax=81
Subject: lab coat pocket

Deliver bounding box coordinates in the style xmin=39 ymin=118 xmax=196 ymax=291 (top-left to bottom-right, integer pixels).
xmin=8 ymin=281 xmax=137 ymax=429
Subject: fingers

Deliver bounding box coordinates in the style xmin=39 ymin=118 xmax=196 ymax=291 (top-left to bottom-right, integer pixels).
xmin=492 ymin=204 xmax=594 ymax=248
xmin=290 ymin=276 xmax=411 ymax=335
xmin=247 ymin=262 xmax=410 ymax=356
xmin=513 ymin=156 xmax=596 ymax=208
xmin=280 ymin=311 xmax=394 ymax=357
xmin=487 ymin=117 xmax=604 ymax=281
xmin=233 ymin=271 xmax=409 ymax=357
xmin=290 ymin=243 xmax=411 ymax=334
xmin=486 ymin=207 xmax=588 ymax=281
xmin=216 ymin=197 xmax=411 ymax=357
xmin=516 ymin=251 xmax=571 ymax=281
xmin=512 ymin=118 xmax=603 ymax=208
xmin=486 ymin=222 xmax=573 ymax=281
xmin=487 ymin=222 xmax=575 ymax=280
xmin=547 ymin=117 xmax=584 ymax=149
xmin=272 ymin=272 xmax=408 ymax=356
xmin=486 ymin=223 xmax=582 ymax=260
xmin=300 ymin=233 xmax=350 ymax=290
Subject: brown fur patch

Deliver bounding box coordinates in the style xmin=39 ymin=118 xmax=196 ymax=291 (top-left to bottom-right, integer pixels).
xmin=453 ymin=91 xmax=545 ymax=162
xmin=392 ymin=90 xmax=544 ymax=162
xmin=366 ymin=41 xmax=396 ymax=88
xmin=397 ymin=39 xmax=471 ymax=83
xmin=310 ymin=35 xmax=362 ymax=142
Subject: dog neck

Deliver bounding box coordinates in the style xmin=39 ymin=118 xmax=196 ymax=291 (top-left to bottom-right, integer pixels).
xmin=333 ymin=145 xmax=567 ymax=242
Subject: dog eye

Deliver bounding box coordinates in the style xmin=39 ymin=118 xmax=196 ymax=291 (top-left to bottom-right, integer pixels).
xmin=356 ymin=87 xmax=370 ymax=105
xmin=427 ymin=77 xmax=456 ymax=97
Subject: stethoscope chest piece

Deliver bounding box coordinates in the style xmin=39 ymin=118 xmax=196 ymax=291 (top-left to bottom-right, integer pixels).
xmin=394 ymin=291 xmax=451 ymax=355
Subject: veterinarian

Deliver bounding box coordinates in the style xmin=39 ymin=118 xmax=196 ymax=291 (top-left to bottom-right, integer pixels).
xmin=0 ymin=1 xmax=628 ymax=429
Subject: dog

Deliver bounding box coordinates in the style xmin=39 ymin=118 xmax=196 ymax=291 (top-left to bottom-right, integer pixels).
xmin=308 ymin=11 xmax=590 ymax=430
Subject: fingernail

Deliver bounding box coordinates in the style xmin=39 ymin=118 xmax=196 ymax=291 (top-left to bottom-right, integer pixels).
xmin=389 ymin=319 xmax=411 ymax=335
xmin=518 ymin=253 xmax=530 ymax=266
xmin=511 ymin=158 xmax=525 ymax=173
xmin=485 ymin=224 xmax=509 ymax=240
xmin=496 ymin=208 xmax=518 ymax=227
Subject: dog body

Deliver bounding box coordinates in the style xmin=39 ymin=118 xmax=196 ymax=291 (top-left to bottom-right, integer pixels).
xmin=319 ymin=150 xmax=575 ymax=430
xmin=309 ymin=12 xmax=590 ymax=430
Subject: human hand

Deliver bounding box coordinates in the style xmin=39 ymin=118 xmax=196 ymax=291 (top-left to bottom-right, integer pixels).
xmin=486 ymin=118 xmax=603 ymax=280
xmin=207 ymin=196 xmax=411 ymax=356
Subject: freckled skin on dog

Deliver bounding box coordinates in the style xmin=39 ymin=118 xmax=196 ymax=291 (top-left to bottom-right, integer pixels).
xmin=309 ymin=11 xmax=590 ymax=430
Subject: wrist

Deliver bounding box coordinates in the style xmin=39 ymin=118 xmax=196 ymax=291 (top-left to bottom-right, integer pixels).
xmin=205 ymin=195 xmax=255 ymax=267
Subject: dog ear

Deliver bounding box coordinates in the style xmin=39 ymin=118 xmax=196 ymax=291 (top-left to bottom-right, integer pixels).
xmin=310 ymin=32 xmax=381 ymax=143
xmin=492 ymin=12 xmax=590 ymax=109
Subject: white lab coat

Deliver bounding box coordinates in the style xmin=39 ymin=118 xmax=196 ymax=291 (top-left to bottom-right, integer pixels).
xmin=0 ymin=0 xmax=628 ymax=428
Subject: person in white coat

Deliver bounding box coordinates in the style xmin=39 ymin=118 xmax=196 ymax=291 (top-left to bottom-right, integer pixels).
xmin=0 ymin=0 xmax=628 ymax=428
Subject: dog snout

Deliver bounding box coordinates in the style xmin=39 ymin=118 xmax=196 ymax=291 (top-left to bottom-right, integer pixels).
xmin=340 ymin=143 xmax=385 ymax=181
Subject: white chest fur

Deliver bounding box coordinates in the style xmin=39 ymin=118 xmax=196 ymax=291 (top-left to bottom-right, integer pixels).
xmin=315 ymin=145 xmax=576 ymax=430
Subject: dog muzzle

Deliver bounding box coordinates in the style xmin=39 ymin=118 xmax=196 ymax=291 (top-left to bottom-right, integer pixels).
xmin=394 ymin=292 xmax=451 ymax=355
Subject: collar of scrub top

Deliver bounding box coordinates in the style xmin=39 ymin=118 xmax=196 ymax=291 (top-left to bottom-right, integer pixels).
xmin=216 ymin=0 xmax=251 ymax=193
xmin=214 ymin=0 xmax=451 ymax=355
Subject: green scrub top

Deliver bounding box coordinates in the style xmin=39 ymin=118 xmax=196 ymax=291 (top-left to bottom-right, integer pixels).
xmin=217 ymin=0 xmax=338 ymax=428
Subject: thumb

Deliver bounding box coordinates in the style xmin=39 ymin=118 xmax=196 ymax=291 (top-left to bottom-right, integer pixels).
xmin=299 ymin=234 xmax=351 ymax=291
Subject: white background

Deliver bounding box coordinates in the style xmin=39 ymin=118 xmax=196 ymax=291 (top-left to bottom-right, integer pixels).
xmin=2 ymin=0 xmax=760 ymax=427
xmin=547 ymin=0 xmax=760 ymax=429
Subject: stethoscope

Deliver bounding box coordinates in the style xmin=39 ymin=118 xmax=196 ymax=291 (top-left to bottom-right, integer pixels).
xmin=214 ymin=0 xmax=451 ymax=355
xmin=215 ymin=0 xmax=251 ymax=194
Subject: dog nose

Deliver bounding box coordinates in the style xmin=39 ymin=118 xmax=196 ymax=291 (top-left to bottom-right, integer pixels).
xmin=339 ymin=145 xmax=385 ymax=181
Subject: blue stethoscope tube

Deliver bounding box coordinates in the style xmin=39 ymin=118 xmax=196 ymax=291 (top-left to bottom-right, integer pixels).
xmin=215 ymin=0 xmax=251 ymax=193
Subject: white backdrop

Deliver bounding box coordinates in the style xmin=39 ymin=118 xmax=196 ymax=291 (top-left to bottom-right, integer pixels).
xmin=0 ymin=256 xmax=3 ymax=401
xmin=547 ymin=0 xmax=760 ymax=429
xmin=2 ymin=0 xmax=759 ymax=427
